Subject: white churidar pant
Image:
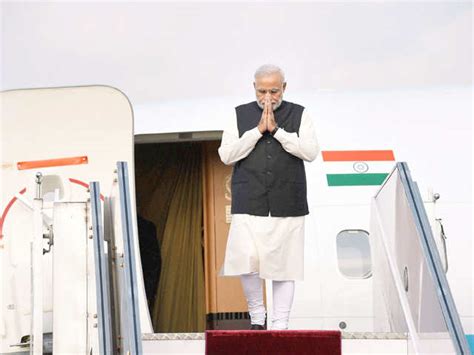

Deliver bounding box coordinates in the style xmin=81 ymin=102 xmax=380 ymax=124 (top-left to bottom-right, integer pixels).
xmin=241 ymin=272 xmax=295 ymax=330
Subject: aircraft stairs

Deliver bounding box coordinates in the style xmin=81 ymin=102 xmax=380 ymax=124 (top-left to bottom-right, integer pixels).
xmin=15 ymin=162 xmax=473 ymax=354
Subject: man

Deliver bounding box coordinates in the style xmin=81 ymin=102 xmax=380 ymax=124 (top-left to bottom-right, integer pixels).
xmin=137 ymin=215 xmax=161 ymax=312
xmin=218 ymin=64 xmax=319 ymax=330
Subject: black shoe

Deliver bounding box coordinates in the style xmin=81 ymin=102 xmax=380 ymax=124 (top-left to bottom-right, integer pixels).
xmin=250 ymin=324 xmax=265 ymax=330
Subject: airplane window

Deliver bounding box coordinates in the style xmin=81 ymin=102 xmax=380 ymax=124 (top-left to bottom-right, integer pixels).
xmin=336 ymin=230 xmax=372 ymax=279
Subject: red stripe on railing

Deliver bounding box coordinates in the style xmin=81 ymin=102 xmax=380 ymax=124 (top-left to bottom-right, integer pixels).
xmin=0 ymin=177 xmax=106 ymax=241
xmin=0 ymin=188 xmax=27 ymax=240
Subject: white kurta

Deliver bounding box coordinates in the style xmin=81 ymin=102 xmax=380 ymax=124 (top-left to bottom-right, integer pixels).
xmin=218 ymin=107 xmax=320 ymax=281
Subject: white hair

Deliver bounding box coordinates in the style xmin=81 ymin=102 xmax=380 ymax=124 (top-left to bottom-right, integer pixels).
xmin=254 ymin=64 xmax=285 ymax=82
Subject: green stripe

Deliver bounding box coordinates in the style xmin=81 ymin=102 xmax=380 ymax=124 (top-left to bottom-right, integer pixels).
xmin=326 ymin=173 xmax=389 ymax=186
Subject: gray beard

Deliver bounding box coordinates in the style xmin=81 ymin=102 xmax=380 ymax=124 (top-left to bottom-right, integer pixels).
xmin=257 ymin=99 xmax=282 ymax=111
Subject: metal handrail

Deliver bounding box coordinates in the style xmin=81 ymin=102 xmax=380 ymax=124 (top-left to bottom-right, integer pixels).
xmin=391 ymin=162 xmax=469 ymax=354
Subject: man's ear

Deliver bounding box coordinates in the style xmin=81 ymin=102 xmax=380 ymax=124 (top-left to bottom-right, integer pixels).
xmin=253 ymin=82 xmax=256 ymax=89
xmin=283 ymin=82 xmax=287 ymax=92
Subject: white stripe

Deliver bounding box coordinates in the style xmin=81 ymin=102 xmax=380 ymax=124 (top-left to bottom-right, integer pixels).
xmin=322 ymin=161 xmax=395 ymax=175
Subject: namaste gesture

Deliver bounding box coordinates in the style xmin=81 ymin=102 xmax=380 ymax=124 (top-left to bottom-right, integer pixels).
xmin=258 ymin=97 xmax=277 ymax=134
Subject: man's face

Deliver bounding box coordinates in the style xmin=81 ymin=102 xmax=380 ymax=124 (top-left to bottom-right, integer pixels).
xmin=254 ymin=73 xmax=286 ymax=110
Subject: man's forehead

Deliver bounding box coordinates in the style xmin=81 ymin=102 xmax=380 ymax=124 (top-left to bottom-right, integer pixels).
xmin=254 ymin=75 xmax=284 ymax=87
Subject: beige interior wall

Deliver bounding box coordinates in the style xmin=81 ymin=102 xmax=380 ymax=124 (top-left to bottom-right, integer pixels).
xmin=203 ymin=141 xmax=248 ymax=313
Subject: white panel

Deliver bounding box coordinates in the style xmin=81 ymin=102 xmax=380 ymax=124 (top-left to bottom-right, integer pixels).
xmin=52 ymin=202 xmax=88 ymax=354
xmin=372 ymin=169 xmax=459 ymax=354
xmin=343 ymin=339 xmax=407 ymax=354
xmin=142 ymin=339 xmax=205 ymax=354
xmin=86 ymin=205 xmax=100 ymax=353
xmin=31 ymin=199 xmax=43 ymax=354
xmin=294 ymin=205 xmax=373 ymax=331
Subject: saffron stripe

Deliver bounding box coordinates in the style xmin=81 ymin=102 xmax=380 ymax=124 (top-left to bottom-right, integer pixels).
xmin=17 ymin=156 xmax=88 ymax=170
xmin=322 ymin=150 xmax=395 ymax=162
xmin=327 ymin=173 xmax=389 ymax=186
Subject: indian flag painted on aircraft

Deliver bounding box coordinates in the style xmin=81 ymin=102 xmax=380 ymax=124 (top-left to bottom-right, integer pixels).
xmin=322 ymin=150 xmax=395 ymax=186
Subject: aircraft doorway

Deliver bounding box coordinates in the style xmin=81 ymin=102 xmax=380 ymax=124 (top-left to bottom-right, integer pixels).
xmin=134 ymin=138 xmax=249 ymax=333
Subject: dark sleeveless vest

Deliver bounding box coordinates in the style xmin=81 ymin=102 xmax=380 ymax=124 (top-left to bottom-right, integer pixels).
xmin=231 ymin=100 xmax=309 ymax=217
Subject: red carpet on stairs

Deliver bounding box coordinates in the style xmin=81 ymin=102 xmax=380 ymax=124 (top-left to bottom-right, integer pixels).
xmin=206 ymin=330 xmax=342 ymax=355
